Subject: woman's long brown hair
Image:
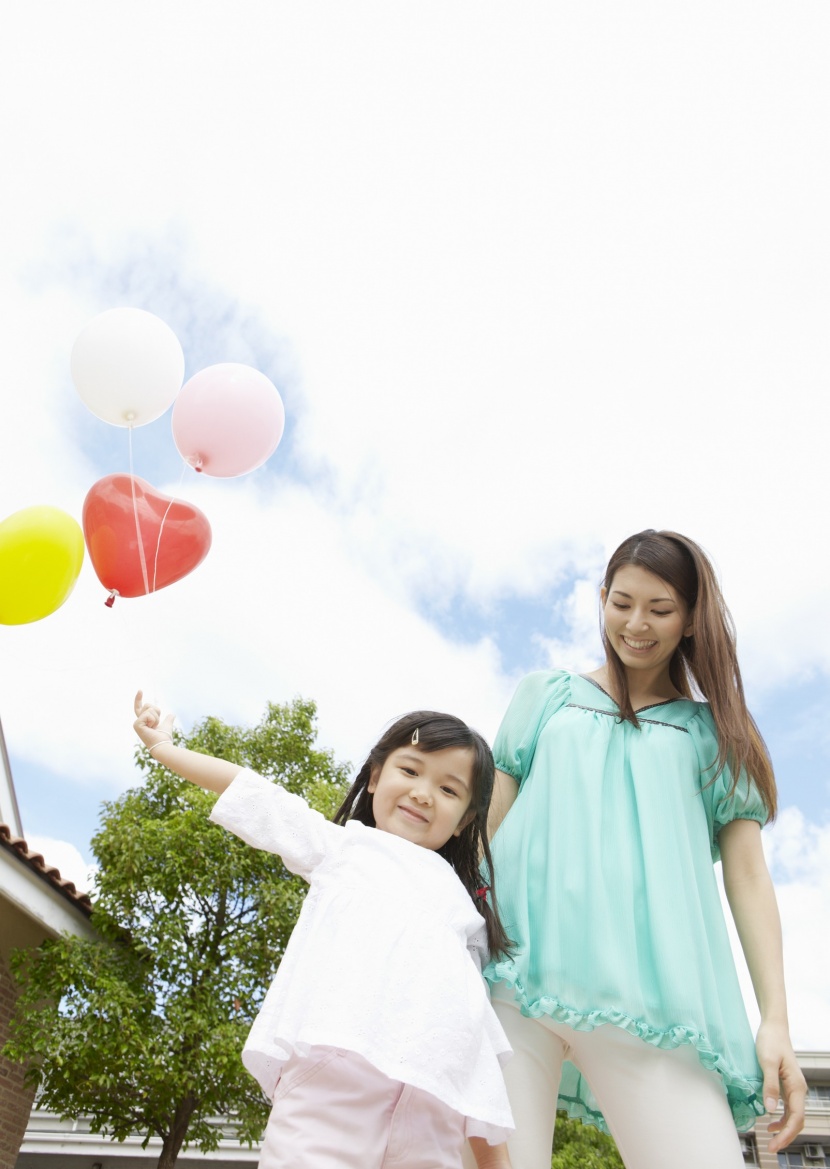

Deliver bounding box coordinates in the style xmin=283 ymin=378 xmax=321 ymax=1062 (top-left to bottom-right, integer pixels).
xmin=602 ymin=529 xmax=777 ymax=820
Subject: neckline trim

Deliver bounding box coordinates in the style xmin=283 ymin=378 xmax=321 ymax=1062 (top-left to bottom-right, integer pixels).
xmin=578 ymin=674 xmax=680 ymax=715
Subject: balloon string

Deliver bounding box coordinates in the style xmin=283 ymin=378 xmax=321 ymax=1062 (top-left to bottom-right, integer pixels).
xmin=152 ymin=461 xmax=188 ymax=594
xmin=128 ymin=426 xmax=151 ymax=596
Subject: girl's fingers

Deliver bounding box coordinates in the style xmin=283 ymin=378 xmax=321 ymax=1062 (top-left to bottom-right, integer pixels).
xmin=134 ymin=690 xmax=161 ymax=717
xmin=134 ymin=704 xmax=162 ymax=729
xmin=133 ymin=691 xmax=175 ymax=739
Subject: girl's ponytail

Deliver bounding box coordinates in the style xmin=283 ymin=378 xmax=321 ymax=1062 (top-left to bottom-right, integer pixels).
xmin=445 ymin=816 xmax=512 ymax=960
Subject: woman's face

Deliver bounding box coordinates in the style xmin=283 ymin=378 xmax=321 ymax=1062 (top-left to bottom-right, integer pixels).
xmin=601 ymin=563 xmax=693 ymax=676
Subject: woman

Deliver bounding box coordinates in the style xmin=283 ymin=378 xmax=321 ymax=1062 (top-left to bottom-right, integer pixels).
xmin=482 ymin=530 xmax=805 ymax=1169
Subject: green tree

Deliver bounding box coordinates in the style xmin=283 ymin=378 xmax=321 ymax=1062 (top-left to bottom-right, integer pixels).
xmin=551 ymin=1111 xmax=625 ymax=1168
xmin=4 ymin=698 xmax=349 ymax=1169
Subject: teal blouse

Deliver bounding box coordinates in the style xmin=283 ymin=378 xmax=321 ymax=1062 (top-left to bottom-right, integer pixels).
xmin=484 ymin=670 xmax=768 ymax=1132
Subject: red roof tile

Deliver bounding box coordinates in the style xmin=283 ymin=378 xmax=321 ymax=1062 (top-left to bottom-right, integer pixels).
xmin=0 ymin=823 xmax=93 ymax=915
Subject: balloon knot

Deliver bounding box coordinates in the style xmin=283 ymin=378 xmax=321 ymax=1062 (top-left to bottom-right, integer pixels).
xmin=105 ymin=589 xmax=120 ymax=608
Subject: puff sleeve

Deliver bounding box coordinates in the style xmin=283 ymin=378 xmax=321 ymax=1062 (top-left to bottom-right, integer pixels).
xmin=209 ymin=767 xmax=341 ymax=880
xmin=492 ymin=670 xmax=571 ymax=788
xmin=688 ymin=706 xmax=769 ymax=862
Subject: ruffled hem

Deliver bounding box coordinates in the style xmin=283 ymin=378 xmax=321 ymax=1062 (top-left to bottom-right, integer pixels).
xmin=487 ymin=962 xmax=764 ymax=1133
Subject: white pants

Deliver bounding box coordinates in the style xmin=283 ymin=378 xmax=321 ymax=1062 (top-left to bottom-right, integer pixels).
xmin=463 ymin=995 xmax=747 ymax=1169
xmin=258 ymin=1046 xmax=466 ymax=1169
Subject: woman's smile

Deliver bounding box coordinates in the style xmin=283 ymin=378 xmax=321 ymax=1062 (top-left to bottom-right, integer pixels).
xmin=621 ymin=635 xmax=657 ymax=653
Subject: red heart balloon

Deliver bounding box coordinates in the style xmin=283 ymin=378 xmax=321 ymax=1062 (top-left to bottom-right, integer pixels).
xmin=83 ymin=474 xmax=211 ymax=600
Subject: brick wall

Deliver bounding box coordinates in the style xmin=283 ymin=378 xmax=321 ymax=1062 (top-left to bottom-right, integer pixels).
xmin=0 ymin=954 xmax=35 ymax=1169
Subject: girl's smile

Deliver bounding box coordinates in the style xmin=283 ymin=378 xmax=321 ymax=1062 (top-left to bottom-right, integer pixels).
xmin=396 ymin=803 xmax=429 ymax=824
xmin=368 ymin=744 xmax=475 ymax=851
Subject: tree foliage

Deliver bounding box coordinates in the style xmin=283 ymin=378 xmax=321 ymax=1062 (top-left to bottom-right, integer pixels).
xmin=4 ymin=698 xmax=349 ymax=1169
xmin=551 ymin=1111 xmax=625 ymax=1169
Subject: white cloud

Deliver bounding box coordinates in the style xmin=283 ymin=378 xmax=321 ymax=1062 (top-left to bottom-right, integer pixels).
xmin=1 ymin=0 xmax=829 ymax=1047
xmin=1 ymin=6 xmax=829 ymax=663
xmin=1 ymin=6 xmax=827 ymax=762
xmin=535 ymin=574 xmax=607 ymax=674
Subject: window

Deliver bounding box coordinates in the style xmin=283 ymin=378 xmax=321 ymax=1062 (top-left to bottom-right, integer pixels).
xmin=777 ymin=1148 xmax=829 ymax=1168
xmin=807 ymin=1085 xmax=830 ymax=1108
xmin=739 ymin=1134 xmax=758 ymax=1165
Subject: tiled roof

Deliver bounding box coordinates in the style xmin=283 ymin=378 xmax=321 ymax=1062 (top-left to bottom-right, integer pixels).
xmin=0 ymin=823 xmax=93 ymax=916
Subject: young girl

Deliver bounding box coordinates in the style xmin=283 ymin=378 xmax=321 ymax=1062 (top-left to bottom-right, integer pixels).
xmin=478 ymin=530 xmax=806 ymax=1169
xmin=133 ymin=694 xmax=514 ymax=1169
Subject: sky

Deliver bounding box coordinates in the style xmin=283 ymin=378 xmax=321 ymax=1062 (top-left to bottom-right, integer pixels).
xmin=0 ymin=3 xmax=828 ymax=1049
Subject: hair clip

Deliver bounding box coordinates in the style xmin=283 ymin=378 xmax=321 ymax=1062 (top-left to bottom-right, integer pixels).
xmin=475 ymin=886 xmax=490 ymax=901
xmin=411 ymin=727 xmax=419 ymax=745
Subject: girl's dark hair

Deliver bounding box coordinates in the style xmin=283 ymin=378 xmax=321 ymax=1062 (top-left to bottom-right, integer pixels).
xmin=602 ymin=529 xmax=776 ymax=819
xmin=334 ymin=711 xmax=511 ymax=958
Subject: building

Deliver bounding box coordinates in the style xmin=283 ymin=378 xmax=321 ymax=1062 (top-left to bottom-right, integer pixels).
xmin=0 ymin=715 xmax=96 ymax=1169
xmin=16 ymin=1112 xmax=259 ymax=1168
xmin=16 ymin=1052 xmax=830 ymax=1167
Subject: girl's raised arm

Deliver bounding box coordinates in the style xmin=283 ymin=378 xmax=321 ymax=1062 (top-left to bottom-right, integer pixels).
xmin=133 ymin=691 xmax=241 ymax=794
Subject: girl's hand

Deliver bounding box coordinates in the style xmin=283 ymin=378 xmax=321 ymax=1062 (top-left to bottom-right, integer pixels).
xmin=132 ymin=690 xmax=240 ymax=794
xmin=756 ymin=1021 xmax=807 ymax=1152
xmin=134 ymin=690 xmax=175 ymax=750
xmin=468 ymin=1137 xmax=512 ymax=1168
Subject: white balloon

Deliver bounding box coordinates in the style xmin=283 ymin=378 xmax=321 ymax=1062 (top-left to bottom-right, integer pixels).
xmin=70 ymin=308 xmax=185 ymax=427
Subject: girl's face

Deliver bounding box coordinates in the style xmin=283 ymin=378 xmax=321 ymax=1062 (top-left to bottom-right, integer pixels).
xmin=368 ymin=744 xmax=476 ymax=851
xmin=601 ymin=563 xmax=693 ymax=677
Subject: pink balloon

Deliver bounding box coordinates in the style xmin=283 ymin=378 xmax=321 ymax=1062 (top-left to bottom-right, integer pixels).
xmin=172 ymin=363 xmax=285 ymax=477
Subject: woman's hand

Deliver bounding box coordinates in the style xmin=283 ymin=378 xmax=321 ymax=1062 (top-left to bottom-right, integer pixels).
xmin=134 ymin=690 xmax=176 ymax=750
xmin=756 ymin=1020 xmax=807 ymax=1152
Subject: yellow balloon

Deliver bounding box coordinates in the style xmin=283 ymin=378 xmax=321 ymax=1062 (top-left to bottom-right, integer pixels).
xmin=0 ymin=506 xmax=85 ymax=625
